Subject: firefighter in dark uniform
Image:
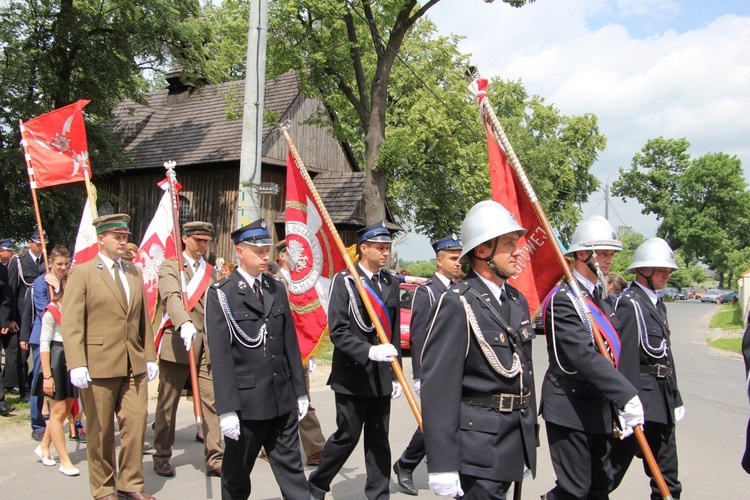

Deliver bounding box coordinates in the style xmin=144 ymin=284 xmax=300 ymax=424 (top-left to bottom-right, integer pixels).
xmin=611 ymin=237 xmax=684 ymax=499
xmin=540 ymin=215 xmax=644 ymax=500
xmin=206 ymin=219 xmax=310 ymax=500
xmin=421 ymin=201 xmax=537 ymax=499
xmin=392 ymin=233 xmax=463 ymax=496
xmin=308 ymin=221 xmax=402 ymax=500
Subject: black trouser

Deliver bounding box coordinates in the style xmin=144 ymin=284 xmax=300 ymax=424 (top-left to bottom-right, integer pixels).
xmin=221 ymin=411 xmax=309 ymax=500
xmin=309 ymin=392 xmax=391 ymax=500
xmin=460 ymin=474 xmax=512 ymax=499
xmin=610 ymin=421 xmax=681 ymax=499
xmin=1 ymin=331 xmax=26 ymax=393
xmin=397 ymin=427 xmax=425 ymax=471
xmin=545 ymin=421 xmax=612 ymax=500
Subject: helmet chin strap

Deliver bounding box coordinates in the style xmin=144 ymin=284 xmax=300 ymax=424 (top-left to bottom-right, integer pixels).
xmin=580 ymin=249 xmax=609 ymax=298
xmin=637 ymin=269 xmax=656 ymax=291
xmin=484 ymin=237 xmax=511 ymax=280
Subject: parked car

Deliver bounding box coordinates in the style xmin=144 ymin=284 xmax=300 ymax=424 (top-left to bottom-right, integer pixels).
xmin=398 ymin=282 xmax=418 ymax=352
xmin=662 ymin=287 xmax=678 ymax=300
xmin=700 ymin=289 xmax=723 ymax=303
xmin=694 ymin=289 xmax=707 ymax=300
xmin=676 ymin=289 xmax=687 ymax=300
xmin=720 ymin=290 xmax=738 ymax=304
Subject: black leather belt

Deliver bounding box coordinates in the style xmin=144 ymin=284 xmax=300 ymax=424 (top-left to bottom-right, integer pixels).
xmin=641 ymin=364 xmax=672 ymax=378
xmin=461 ymin=391 xmax=532 ymax=413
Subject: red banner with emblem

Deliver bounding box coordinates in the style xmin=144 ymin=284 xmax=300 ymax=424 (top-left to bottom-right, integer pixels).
xmin=285 ymin=152 xmax=346 ymax=361
xmin=473 ymin=78 xmax=563 ymax=315
xmin=20 ymin=100 xmax=91 ymax=188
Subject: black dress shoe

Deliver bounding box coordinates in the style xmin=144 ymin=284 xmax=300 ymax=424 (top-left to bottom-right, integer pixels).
xmin=195 ymin=433 xmax=204 ymax=443
xmin=0 ymin=402 xmax=15 ymax=416
xmin=7 ymin=387 xmax=20 ymax=395
xmin=393 ymin=461 xmax=418 ymax=496
xmin=31 ymin=429 xmax=45 ymax=441
xmin=20 ymin=393 xmax=30 ymax=403
xmin=154 ymin=460 xmax=175 ymax=477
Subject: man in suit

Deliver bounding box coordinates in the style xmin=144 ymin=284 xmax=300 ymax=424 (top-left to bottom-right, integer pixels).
xmin=206 ymin=219 xmax=309 ymax=500
xmin=275 ymin=239 xmax=327 ymax=466
xmin=153 ymin=221 xmax=222 ymax=478
xmin=392 ymin=233 xmax=463 ymax=496
xmin=5 ymin=231 xmax=46 ymax=407
xmin=421 ymin=202 xmax=537 ymax=499
xmin=540 ymin=215 xmax=643 ymax=500
xmin=308 ymin=220 xmax=402 ymax=500
xmin=63 ymin=214 xmax=159 ymax=500
xmin=0 ymin=238 xmax=16 ymax=416
xmin=611 ymin=238 xmax=684 ymax=499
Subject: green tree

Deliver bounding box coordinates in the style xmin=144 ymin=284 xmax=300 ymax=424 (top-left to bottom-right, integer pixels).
xmin=610 ymin=227 xmax=644 ymax=279
xmin=667 ymin=254 xmax=692 ymax=289
xmin=613 ymin=138 xmax=750 ymax=287
xmin=403 ymin=260 xmax=437 ymax=278
xmin=0 ymin=0 xmax=210 ymax=242
xmin=266 ymin=0 xmax=535 ymax=224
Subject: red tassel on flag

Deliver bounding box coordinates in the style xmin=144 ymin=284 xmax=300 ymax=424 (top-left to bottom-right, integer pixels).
xmin=20 ymin=100 xmax=91 ymax=188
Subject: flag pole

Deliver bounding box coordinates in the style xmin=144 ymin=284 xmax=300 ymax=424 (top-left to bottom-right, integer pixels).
xmin=164 ymin=161 xmax=203 ymax=425
xmin=81 ymin=162 xmax=99 ymax=219
xmin=278 ymin=123 xmax=422 ymax=430
xmin=474 ymin=80 xmax=673 ymax=500
xmin=19 ymin=120 xmax=52 ymax=291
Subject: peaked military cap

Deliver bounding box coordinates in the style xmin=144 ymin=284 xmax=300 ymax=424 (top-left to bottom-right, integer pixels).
xmin=28 ymin=230 xmax=47 ymax=243
xmin=183 ymin=221 xmax=214 ymax=239
xmin=92 ymin=214 xmax=131 ymax=235
xmin=232 ymin=219 xmax=272 ymax=246
xmin=274 ymin=239 xmax=287 ymax=253
xmin=432 ymin=233 xmax=463 ymax=253
xmin=0 ymin=239 xmax=14 ymax=251
xmin=357 ymin=220 xmax=392 ymax=245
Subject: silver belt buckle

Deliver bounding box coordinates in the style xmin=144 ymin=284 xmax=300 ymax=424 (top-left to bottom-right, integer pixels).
xmin=655 ymin=364 xmax=670 ymax=378
xmin=497 ymin=394 xmax=513 ymax=413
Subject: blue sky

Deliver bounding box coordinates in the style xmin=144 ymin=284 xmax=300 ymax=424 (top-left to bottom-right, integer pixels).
xmin=396 ymin=0 xmax=750 ymax=261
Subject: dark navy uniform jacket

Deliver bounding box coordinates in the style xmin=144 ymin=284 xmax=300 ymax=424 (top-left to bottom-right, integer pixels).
xmin=326 ymin=264 xmax=401 ymax=398
xmin=421 ymin=270 xmax=537 ymax=482
xmin=615 ymin=283 xmax=683 ymax=425
xmin=540 ymin=280 xmax=637 ymax=434
xmin=206 ymin=270 xmax=306 ymax=420
xmin=409 ymin=273 xmax=449 ymax=380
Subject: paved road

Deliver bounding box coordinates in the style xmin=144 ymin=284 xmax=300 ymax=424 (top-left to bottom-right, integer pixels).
xmin=0 ymin=300 xmax=746 ymax=498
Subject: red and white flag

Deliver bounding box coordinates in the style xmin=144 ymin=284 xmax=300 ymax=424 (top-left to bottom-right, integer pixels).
xmin=71 ymin=198 xmax=98 ymax=266
xmin=285 ymin=152 xmax=346 ymax=361
xmin=471 ymin=78 xmax=563 ymax=315
xmin=133 ymin=179 xmax=179 ymax=321
xmin=20 ymin=100 xmax=91 ymax=188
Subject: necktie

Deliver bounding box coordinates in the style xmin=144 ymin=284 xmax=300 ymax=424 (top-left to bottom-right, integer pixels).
xmin=36 ymin=256 xmax=41 ymax=266
xmin=253 ymin=279 xmax=264 ymax=306
xmin=593 ymin=284 xmax=603 ymax=302
xmin=372 ymin=271 xmax=381 ymax=291
xmin=499 ymin=288 xmax=510 ymax=318
xmin=193 ymin=261 xmax=200 ymax=271
xmin=113 ymin=262 xmax=127 ymax=305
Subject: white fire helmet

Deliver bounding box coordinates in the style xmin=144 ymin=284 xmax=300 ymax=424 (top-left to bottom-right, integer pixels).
xmin=626 ymin=237 xmax=678 ymax=273
xmin=565 ymin=215 xmax=622 ymax=256
xmin=459 ymin=200 xmax=527 ymax=260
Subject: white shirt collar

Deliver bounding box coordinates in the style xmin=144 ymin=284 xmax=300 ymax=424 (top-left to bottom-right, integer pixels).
xmin=183 ymin=251 xmax=204 ymax=270
xmin=633 ymin=281 xmax=659 ymax=306
xmin=434 ymin=272 xmax=451 ymax=287
xmin=98 ymin=252 xmax=121 ymax=270
xmin=358 ymin=265 xmax=380 ymax=281
xmin=574 ymin=269 xmax=597 ymax=295
xmin=28 ymin=249 xmax=41 ymax=261
xmin=475 ymin=272 xmax=507 ymax=304
xmin=236 ymin=266 xmax=262 ymax=289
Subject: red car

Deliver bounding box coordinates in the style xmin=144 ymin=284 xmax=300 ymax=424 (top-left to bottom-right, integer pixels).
xmin=398 ymin=282 xmax=418 ymax=352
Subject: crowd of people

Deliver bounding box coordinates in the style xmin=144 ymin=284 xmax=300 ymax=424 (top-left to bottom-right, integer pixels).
xmin=0 ymin=202 xmax=686 ymax=499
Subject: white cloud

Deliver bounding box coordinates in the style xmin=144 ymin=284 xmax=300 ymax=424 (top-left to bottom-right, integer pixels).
xmin=425 ymin=0 xmax=750 ymax=237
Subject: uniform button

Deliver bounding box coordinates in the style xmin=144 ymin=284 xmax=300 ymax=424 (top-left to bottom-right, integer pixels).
xmin=271 ymin=355 xmax=276 ymax=360
xmin=572 ymin=389 xmax=576 ymax=393
xmin=529 ymin=370 xmax=533 ymax=375
xmin=273 ymin=373 xmax=277 ymax=378
xmin=269 ymin=336 xmax=274 ymax=341
xmin=468 ymin=421 xmax=473 ymax=427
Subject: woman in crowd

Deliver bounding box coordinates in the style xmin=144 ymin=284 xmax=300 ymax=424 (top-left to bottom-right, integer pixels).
xmin=33 ymin=274 xmax=80 ymax=476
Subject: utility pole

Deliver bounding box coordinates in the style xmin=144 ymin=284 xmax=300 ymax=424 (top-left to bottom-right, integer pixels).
xmin=237 ymin=0 xmax=268 ymax=228
xmin=605 ymin=181 xmax=610 ymax=221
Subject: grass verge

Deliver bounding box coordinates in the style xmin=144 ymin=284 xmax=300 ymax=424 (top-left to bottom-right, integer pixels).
xmin=707 ymin=337 xmax=742 ymax=354
xmin=709 ymin=302 xmax=743 ymax=329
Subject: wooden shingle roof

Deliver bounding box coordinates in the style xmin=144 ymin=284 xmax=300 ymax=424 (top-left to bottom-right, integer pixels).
xmin=109 ymin=71 xmax=302 ymax=170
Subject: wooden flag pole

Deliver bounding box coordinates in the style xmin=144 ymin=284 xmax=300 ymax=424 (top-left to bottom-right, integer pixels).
xmin=164 ymin=161 xmax=203 ymax=425
xmin=475 ymin=82 xmax=673 ymax=500
xmin=81 ymin=161 xmax=99 ymax=219
xmin=279 ymin=123 xmax=423 ymax=430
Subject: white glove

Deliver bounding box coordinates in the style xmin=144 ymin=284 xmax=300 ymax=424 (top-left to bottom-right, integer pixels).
xmin=674 ymin=405 xmax=685 ymax=423
xmin=413 ymin=379 xmax=421 ymax=397
xmin=368 ymin=344 xmax=398 ymax=363
xmin=220 ymin=412 xmax=241 ymax=441
xmin=428 ymin=471 xmax=464 ymax=498
xmin=70 ymin=367 xmax=91 ymax=389
xmin=146 ymin=361 xmax=159 ymax=382
xmin=392 ymin=381 xmax=402 ymax=399
xmin=297 ymin=396 xmax=310 ymax=420
xmin=308 ymin=356 xmax=317 ymax=374
xmin=617 ymin=422 xmax=634 ymax=440
xmin=179 ymin=322 xmax=197 ymax=351
xmin=618 ymin=395 xmax=645 ymax=430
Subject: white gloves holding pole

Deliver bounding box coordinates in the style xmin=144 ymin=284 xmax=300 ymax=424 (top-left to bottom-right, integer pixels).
xmin=179 ymin=322 xmax=197 ymax=351
xmin=368 ymin=344 xmax=397 ymax=363
xmin=617 ymin=395 xmax=645 ymax=439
